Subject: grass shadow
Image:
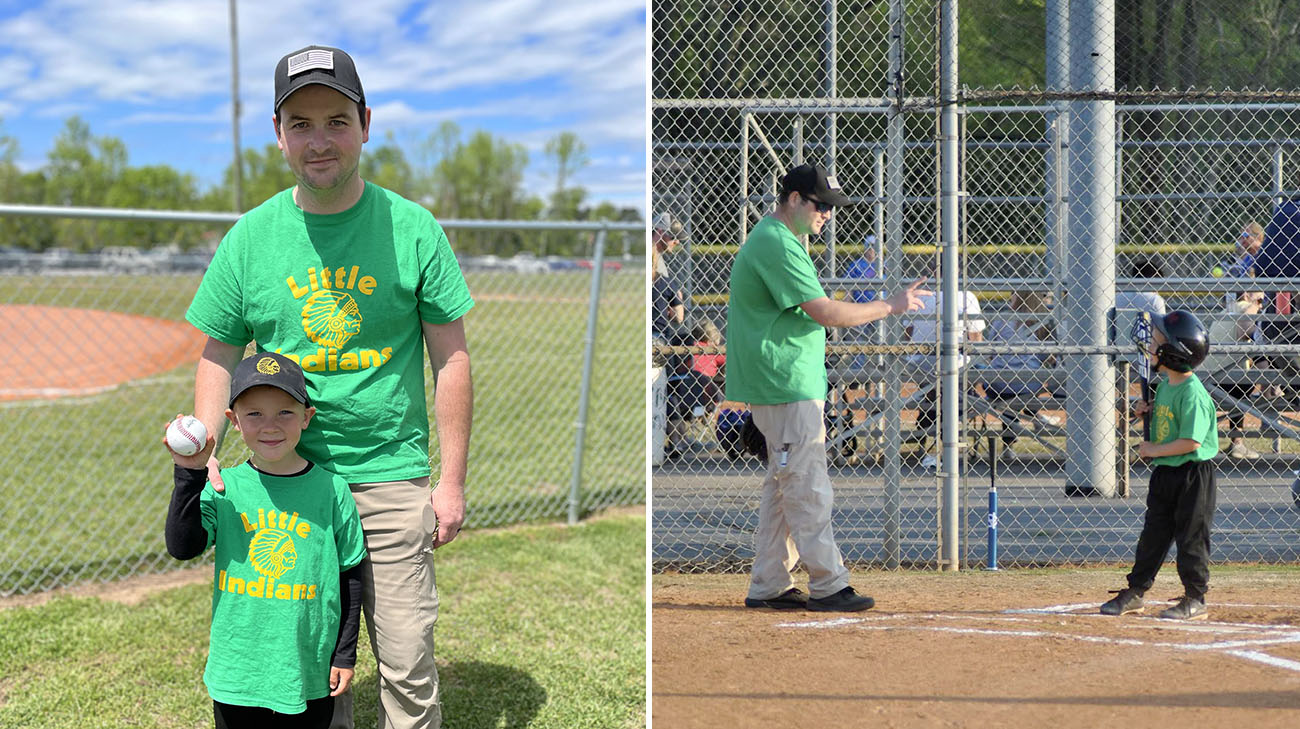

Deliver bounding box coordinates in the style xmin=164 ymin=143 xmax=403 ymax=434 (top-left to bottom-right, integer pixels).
xmin=349 ymin=659 xmax=547 ymax=729
xmin=440 ymin=660 xmax=548 ymax=729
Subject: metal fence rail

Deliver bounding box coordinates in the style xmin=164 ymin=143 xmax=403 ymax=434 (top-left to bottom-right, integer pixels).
xmin=652 ymin=0 xmax=1300 ymax=573
xmin=0 ymin=206 xmax=645 ymax=596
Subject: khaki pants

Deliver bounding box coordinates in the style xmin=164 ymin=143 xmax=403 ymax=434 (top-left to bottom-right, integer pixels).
xmin=747 ymin=400 xmax=850 ymax=601
xmin=331 ymin=478 xmax=441 ymax=729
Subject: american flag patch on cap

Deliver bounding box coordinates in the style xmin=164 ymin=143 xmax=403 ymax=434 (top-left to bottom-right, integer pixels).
xmin=287 ymin=49 xmax=334 ymax=77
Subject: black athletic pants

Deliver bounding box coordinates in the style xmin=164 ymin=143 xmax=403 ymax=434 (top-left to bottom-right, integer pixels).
xmin=214 ymin=696 xmax=334 ymax=729
xmin=1126 ymin=459 xmax=1217 ymax=600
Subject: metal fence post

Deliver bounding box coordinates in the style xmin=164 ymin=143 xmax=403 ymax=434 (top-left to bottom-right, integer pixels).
xmin=568 ymin=227 xmax=609 ymax=525
xmin=938 ymin=0 xmax=960 ymax=571
xmin=1065 ymin=0 xmax=1118 ymax=498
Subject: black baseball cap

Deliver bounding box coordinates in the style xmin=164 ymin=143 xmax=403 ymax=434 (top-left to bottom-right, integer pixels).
xmin=781 ymin=163 xmax=853 ymax=207
xmin=274 ymin=45 xmax=365 ymax=115
xmin=229 ymin=352 xmax=311 ymax=408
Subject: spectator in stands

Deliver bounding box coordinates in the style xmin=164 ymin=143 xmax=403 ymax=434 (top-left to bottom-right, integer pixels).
xmin=842 ymin=237 xmax=884 ymax=373
xmin=984 ymin=290 xmax=1059 ymax=459
xmin=652 ymin=212 xmax=688 ymax=279
xmin=651 ymin=244 xmax=686 ymax=339
xmin=905 ymin=286 xmax=986 ymax=467
xmin=844 ymin=236 xmax=882 ymax=304
xmin=1220 ymin=290 xmax=1265 ymax=459
xmin=690 ymin=318 xmax=726 ymax=385
xmin=1254 ymin=201 xmax=1300 ymax=373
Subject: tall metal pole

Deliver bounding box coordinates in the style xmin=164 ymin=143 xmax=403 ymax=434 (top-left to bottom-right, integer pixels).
xmin=568 ymin=228 xmax=609 ymax=524
xmin=1065 ymin=0 xmax=1118 ymax=497
xmin=1045 ymin=0 xmax=1069 ymax=301
xmin=229 ymin=0 xmax=243 ymax=212
xmin=825 ymin=0 xmax=838 ymax=276
xmin=882 ymin=0 xmax=907 ymax=569
xmin=938 ymin=0 xmax=960 ymax=570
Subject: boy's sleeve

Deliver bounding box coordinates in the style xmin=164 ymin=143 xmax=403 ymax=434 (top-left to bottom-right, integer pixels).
xmin=1177 ymin=388 xmax=1218 ymax=444
xmin=166 ymin=466 xmax=216 ymax=559
xmin=332 ymin=563 xmax=363 ymax=670
xmin=331 ymin=476 xmax=367 ymax=669
xmin=333 ymin=477 xmax=368 ymax=571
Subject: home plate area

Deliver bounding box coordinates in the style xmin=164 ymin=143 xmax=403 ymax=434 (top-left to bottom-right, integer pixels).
xmin=776 ymin=600 xmax=1300 ymax=674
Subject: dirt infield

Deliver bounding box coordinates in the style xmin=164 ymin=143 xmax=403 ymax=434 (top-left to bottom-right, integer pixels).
xmin=653 ymin=569 xmax=1300 ymax=727
xmin=0 ymin=305 xmax=205 ymax=400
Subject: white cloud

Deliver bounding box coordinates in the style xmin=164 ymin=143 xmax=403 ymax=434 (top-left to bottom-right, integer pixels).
xmin=0 ymin=0 xmax=645 ymax=208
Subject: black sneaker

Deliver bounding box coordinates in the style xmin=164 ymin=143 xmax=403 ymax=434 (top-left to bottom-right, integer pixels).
xmin=744 ymin=588 xmax=808 ymax=610
xmin=1100 ymin=587 xmax=1144 ymax=616
xmin=1158 ymin=595 xmax=1208 ymax=621
xmin=807 ymin=586 xmax=875 ymax=612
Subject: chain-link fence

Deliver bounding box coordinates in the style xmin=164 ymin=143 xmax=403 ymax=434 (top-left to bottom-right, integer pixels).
xmin=652 ymin=0 xmax=1300 ymax=572
xmin=0 ymin=206 xmax=645 ymax=596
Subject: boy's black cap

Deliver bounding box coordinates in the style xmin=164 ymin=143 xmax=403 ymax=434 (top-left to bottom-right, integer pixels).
xmin=229 ymin=352 xmax=311 ymax=408
xmin=274 ymin=46 xmax=365 ymax=115
xmin=781 ymin=163 xmax=853 ymax=206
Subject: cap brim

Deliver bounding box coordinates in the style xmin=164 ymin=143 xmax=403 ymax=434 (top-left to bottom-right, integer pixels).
xmin=276 ymin=78 xmax=363 ymax=111
xmin=822 ymin=189 xmax=854 ymax=207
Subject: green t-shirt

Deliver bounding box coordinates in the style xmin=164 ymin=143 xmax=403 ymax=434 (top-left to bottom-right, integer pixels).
xmin=187 ymin=183 xmax=475 ymax=483
xmin=199 ymin=462 xmax=367 ymax=713
xmin=724 ymin=216 xmax=829 ymax=404
xmin=1150 ymin=372 xmax=1220 ymax=466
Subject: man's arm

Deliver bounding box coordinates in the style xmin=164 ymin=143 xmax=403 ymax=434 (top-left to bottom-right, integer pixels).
xmin=422 ymin=317 xmax=473 ymax=549
xmin=800 ymin=278 xmax=931 ymax=328
xmin=194 ymin=337 xmax=243 ymax=492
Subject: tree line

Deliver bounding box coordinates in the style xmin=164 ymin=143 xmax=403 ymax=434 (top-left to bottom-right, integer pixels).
xmin=0 ymin=118 xmax=643 ymax=257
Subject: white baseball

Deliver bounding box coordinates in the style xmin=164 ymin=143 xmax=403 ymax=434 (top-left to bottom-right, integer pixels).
xmin=166 ymin=416 xmax=208 ymax=457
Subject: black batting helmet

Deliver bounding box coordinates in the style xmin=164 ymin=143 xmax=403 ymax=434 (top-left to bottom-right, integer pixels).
xmin=1151 ymin=309 xmax=1210 ymax=372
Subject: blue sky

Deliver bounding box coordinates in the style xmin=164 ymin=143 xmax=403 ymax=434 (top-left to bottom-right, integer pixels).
xmin=0 ymin=0 xmax=648 ymax=213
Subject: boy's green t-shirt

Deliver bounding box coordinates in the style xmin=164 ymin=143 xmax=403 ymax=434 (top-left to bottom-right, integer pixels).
xmin=199 ymin=462 xmax=367 ymax=713
xmin=1150 ymin=372 xmax=1220 ymax=466
xmin=186 ymin=183 xmax=475 ymax=483
xmin=724 ymin=216 xmax=829 ymax=405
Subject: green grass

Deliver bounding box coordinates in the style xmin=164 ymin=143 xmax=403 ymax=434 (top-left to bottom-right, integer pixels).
xmin=0 ymin=512 xmax=646 ymax=729
xmin=0 ymin=270 xmax=644 ymax=594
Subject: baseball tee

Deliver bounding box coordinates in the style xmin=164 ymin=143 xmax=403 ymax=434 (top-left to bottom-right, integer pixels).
xmin=192 ymin=462 xmax=368 ymax=714
xmin=187 ymin=182 xmax=475 ymax=483
xmin=1150 ymin=373 xmax=1220 ymax=466
xmin=725 ymin=216 xmax=828 ymax=405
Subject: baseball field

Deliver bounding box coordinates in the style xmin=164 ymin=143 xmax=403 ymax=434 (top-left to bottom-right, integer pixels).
xmin=0 ymin=268 xmax=644 ymax=595
xmin=652 ymin=567 xmax=1300 ymax=727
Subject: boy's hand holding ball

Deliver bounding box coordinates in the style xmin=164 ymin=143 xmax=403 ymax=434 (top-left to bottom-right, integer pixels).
xmin=164 ymin=415 xmax=213 ymax=468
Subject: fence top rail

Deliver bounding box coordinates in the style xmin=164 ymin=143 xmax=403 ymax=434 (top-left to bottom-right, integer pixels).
xmin=655 ymin=97 xmax=1300 ymax=114
xmin=0 ymin=203 xmax=645 ymax=233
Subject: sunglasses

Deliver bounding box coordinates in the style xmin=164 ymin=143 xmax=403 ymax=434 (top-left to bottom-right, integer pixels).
xmin=804 ymin=195 xmax=834 ymax=213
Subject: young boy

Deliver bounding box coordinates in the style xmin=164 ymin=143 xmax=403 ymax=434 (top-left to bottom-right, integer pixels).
xmin=164 ymin=352 xmax=367 ymax=728
xmin=1102 ymin=310 xmax=1218 ymax=620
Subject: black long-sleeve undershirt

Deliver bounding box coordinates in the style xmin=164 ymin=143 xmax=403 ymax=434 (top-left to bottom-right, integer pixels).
xmin=165 ymin=463 xmax=362 ymax=669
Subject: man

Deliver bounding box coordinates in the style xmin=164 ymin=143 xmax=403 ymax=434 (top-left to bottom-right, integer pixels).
xmin=185 ymin=46 xmax=472 ymax=729
xmin=652 ymin=212 xmax=687 ymax=278
xmin=726 ymin=163 xmax=928 ymax=612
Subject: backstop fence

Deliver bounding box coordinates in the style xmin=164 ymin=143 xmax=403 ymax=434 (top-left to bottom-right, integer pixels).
xmin=652 ymin=0 xmax=1300 ymax=572
xmin=0 ymin=206 xmax=645 ymax=596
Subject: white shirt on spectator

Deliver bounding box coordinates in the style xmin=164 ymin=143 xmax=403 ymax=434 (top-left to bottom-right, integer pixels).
xmin=906 ymin=291 xmax=985 ymax=368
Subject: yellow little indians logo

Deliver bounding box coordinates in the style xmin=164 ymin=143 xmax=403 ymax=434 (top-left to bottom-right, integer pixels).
xmin=217 ymin=508 xmax=319 ymax=602
xmin=249 ymin=529 xmax=297 ymax=579
xmin=256 ymin=356 xmax=281 ymax=375
xmin=281 ymin=264 xmax=392 ymax=373
xmin=1154 ymin=403 xmax=1173 ymax=443
xmin=302 ymin=290 xmax=362 ymax=349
